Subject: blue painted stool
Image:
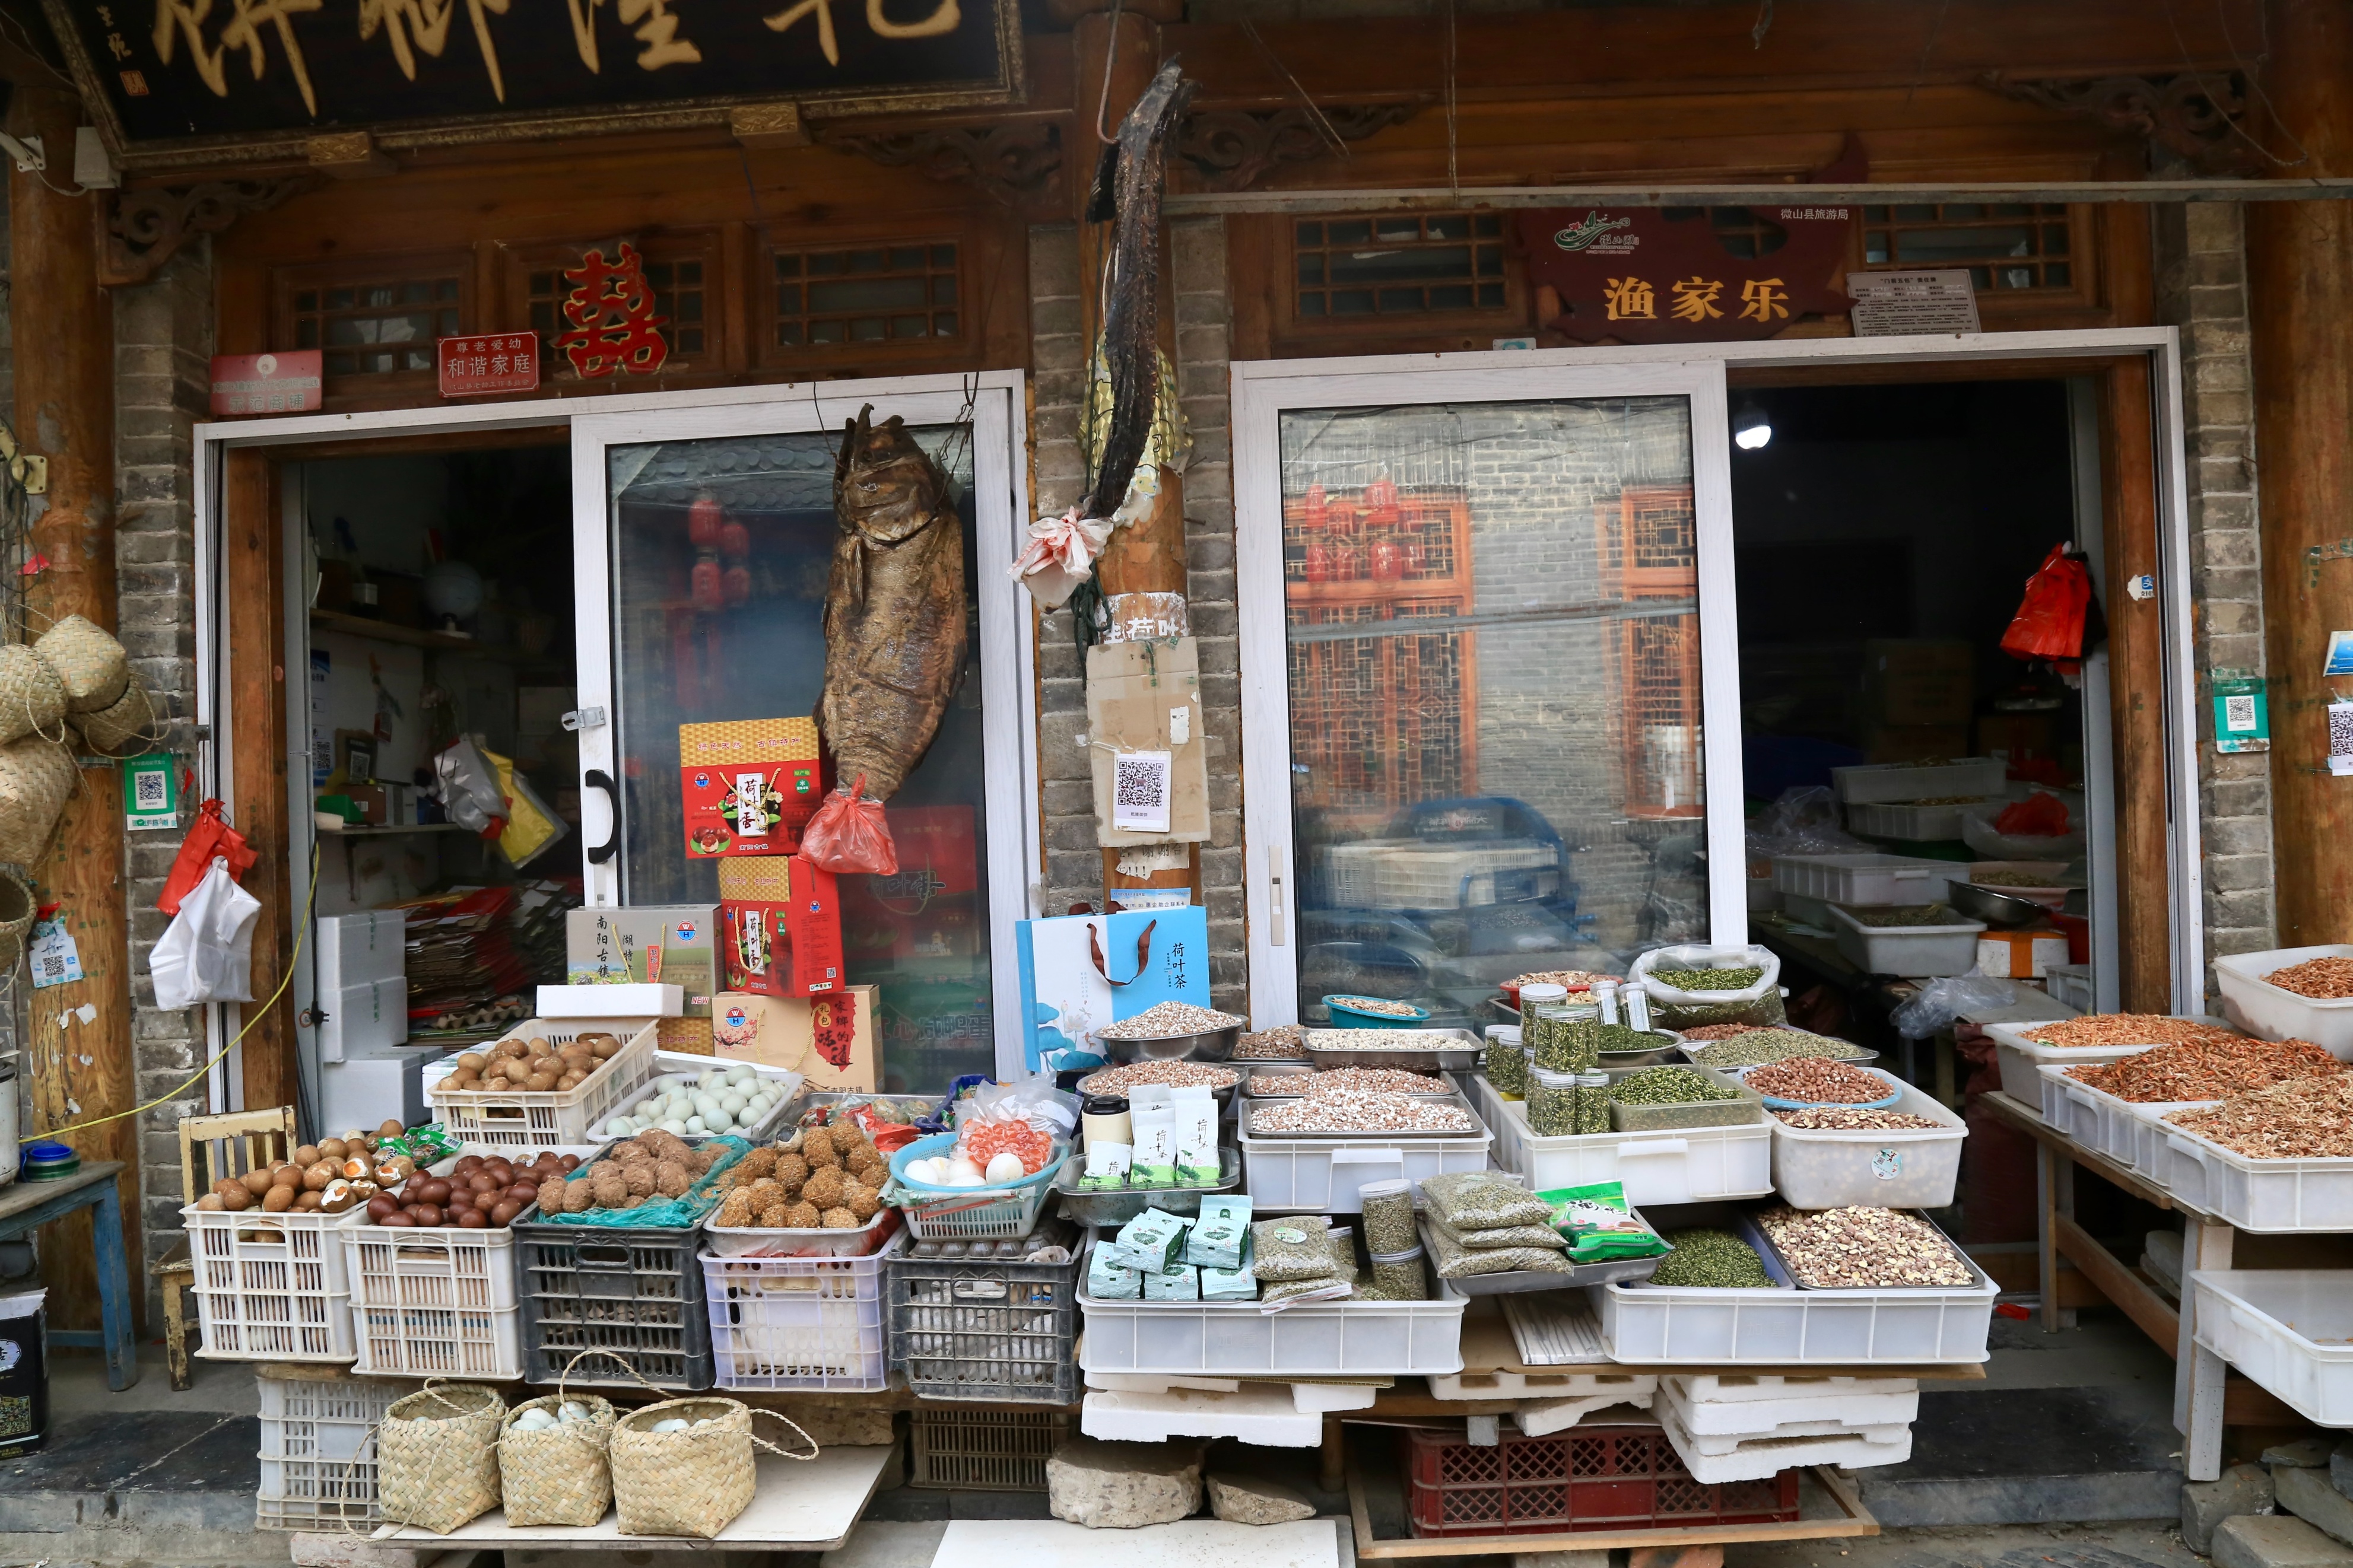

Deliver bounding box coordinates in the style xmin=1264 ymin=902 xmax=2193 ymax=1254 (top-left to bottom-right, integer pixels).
xmin=0 ymin=1159 xmax=138 ymax=1391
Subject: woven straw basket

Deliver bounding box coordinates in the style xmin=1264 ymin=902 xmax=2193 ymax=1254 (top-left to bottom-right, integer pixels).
xmin=377 ymin=1382 xmax=506 ymax=1537
xmin=0 ymin=736 xmax=74 ymax=867
xmin=610 ymin=1398 xmax=818 ymax=1538
xmin=33 ymin=615 xmax=127 ymax=713
xmin=0 ymin=869 xmax=34 ymax=970
xmin=0 ymin=645 xmax=65 ymax=747
xmin=75 ymin=673 xmax=156 ymax=758
xmin=497 ymin=1392 xmax=617 ymax=1527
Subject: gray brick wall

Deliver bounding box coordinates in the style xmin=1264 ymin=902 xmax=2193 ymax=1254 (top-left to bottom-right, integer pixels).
xmin=2153 ymin=201 xmax=2276 ymax=998
xmin=112 ymin=240 xmax=211 ymax=1319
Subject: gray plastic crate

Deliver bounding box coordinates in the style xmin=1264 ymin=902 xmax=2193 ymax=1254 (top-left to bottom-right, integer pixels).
xmin=887 ymin=1249 xmax=1082 ymax=1405
xmin=908 ymin=1404 xmax=1071 ymax=1491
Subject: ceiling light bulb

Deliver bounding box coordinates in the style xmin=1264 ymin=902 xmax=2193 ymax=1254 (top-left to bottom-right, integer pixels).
xmin=1732 ymin=403 xmax=1773 ymax=450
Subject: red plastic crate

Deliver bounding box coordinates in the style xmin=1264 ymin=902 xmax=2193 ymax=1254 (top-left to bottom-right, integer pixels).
xmin=1403 ymin=1424 xmax=1802 ymax=1538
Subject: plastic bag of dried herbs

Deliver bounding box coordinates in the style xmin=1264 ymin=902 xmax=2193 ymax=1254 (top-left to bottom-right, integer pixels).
xmin=1537 ymin=1181 xmax=1671 ymax=1264
xmin=1632 ymin=946 xmax=1786 ymax=1031
xmin=1417 ymin=1171 xmax=1552 ymax=1231
xmin=1250 ymin=1218 xmax=1339 ymax=1282
xmin=1424 ymin=1213 xmax=1567 ymax=1252
xmin=1422 ymin=1220 xmax=1570 ymax=1278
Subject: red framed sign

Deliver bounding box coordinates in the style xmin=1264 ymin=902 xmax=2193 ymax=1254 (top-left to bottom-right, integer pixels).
xmin=437 ymin=333 xmax=541 ymax=398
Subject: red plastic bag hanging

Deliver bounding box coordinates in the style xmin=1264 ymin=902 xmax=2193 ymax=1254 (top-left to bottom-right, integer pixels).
xmin=2000 ymin=545 xmax=2093 ymax=663
xmin=1993 ymin=790 xmax=2071 ymax=837
xmin=158 ymin=799 xmax=257 ymax=915
xmin=798 ymin=773 xmax=898 ymax=876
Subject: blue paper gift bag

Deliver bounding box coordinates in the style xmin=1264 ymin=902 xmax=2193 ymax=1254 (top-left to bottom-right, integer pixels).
xmin=1014 ymin=907 xmax=1212 ymax=1072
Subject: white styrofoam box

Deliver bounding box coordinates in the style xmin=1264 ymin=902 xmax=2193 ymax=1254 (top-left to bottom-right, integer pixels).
xmin=1081 ymin=1384 xmax=1323 ymax=1446
xmin=1772 ymin=854 xmax=1957 ymax=908
xmin=2045 ymin=961 xmax=2095 ymax=1013
xmin=1077 ymin=1248 xmax=1468 ymax=1376
xmin=1290 ymin=1382 xmax=1382 ymax=1413
xmin=1986 ymin=1020 xmax=2162 ymax=1105
xmin=2215 ymin=946 xmax=2353 ymax=1058
xmin=1322 ymin=838 xmax=1560 ymax=911
xmin=1767 ymin=1080 xmax=1965 ymax=1210
xmin=316 ymin=977 xmax=410 ymax=1061
xmin=1428 ymin=1365 xmax=1656 ymax=1403
xmin=2157 ymin=1123 xmax=2353 ymax=1233
xmin=1974 ymin=930 xmax=2071 ymax=981
xmin=1655 ymin=1394 xmax=1910 ymax=1485
xmin=1474 ymin=1075 xmax=1772 ymax=1207
xmin=536 ymin=982 xmax=685 ymax=1019
xmin=1832 ymin=757 xmax=2006 ymax=805
xmin=1827 ymin=904 xmax=1986 ymax=979
xmin=2190 ymin=1271 xmax=2353 ymax=1426
xmin=1084 ymin=1372 xmax=1242 ymax=1393
xmin=1513 ymin=1388 xmax=1656 ymax=1436
xmin=315 ymin=910 xmax=405 ymax=994
xmin=1665 ymin=1373 xmax=1918 ymax=1430
xmin=319 ymin=1044 xmax=426 ymax=1140
xmin=1844 ymin=799 xmax=1984 ymax=841
xmin=1239 ymin=1126 xmax=1491 ymax=1213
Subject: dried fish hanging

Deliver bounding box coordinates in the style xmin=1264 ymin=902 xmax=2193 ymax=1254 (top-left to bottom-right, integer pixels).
xmin=1009 ymin=59 xmax=1197 ymax=643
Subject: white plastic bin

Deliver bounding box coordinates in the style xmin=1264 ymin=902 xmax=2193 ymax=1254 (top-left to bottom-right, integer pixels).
xmin=1771 ymin=855 xmax=1957 ymax=908
xmin=1075 ymin=1243 xmax=1468 ymax=1375
xmin=425 ymin=1017 xmax=658 ymax=1149
xmin=2157 ymin=1123 xmax=2353 ymax=1232
xmin=1844 ymin=800 xmax=1982 ymax=841
xmin=1985 ymin=1020 xmax=2163 ymax=1105
xmin=1827 ymin=904 xmax=1986 ymax=978
xmin=2130 ymin=1099 xmax=2218 ymax=1176
xmin=2215 ymin=946 xmax=2353 ymax=1058
xmin=2044 ymin=962 xmax=2094 ymax=1013
xmin=347 ymin=1224 xmax=522 ymax=1380
xmin=1474 ymin=1076 xmax=1771 ymax=1206
xmin=255 ymin=1369 xmax=407 ymax=1530
xmin=184 ymin=1202 xmax=367 ymax=1363
xmin=1831 ymin=758 xmax=2007 ymax=805
xmin=2035 ymin=1063 xmax=2214 ymax=1173
xmin=2190 ymin=1270 xmax=2353 ymax=1426
xmin=1239 ymin=1124 xmax=1491 ymax=1213
xmin=1767 ymin=1081 xmax=1966 ymax=1210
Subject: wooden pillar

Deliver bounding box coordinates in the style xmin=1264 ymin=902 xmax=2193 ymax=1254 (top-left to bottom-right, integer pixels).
xmin=9 ymin=82 xmax=138 ymax=1333
xmin=224 ymin=449 xmax=296 ymax=1117
xmin=2250 ymin=0 xmax=2353 ymax=944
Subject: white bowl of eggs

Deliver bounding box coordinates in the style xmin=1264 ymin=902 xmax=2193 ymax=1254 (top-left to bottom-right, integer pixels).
xmin=596 ymin=1066 xmax=789 ymax=1141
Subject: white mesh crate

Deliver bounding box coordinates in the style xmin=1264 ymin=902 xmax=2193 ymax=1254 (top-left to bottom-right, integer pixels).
xmin=425 ymin=1017 xmax=657 ymax=1149
xmin=1323 ymin=839 xmax=1559 ymax=911
xmin=255 ymin=1370 xmax=407 ymax=1530
xmin=348 ymin=1224 xmax=522 ymax=1380
xmin=701 ymin=1229 xmax=900 ymax=1392
xmin=185 ymin=1203 xmax=366 ymax=1362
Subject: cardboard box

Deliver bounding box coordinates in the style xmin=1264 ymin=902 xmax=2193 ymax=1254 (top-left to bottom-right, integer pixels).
xmin=1862 ymin=640 xmax=1974 ymax=727
xmin=566 ymin=905 xmax=720 ymax=1017
xmin=658 ymin=1016 xmax=715 ymax=1054
xmin=710 ymin=984 xmax=878 ymax=1092
xmin=342 ymin=782 xmax=419 ymax=826
xmin=1862 ymin=724 xmax=1971 ymax=765
xmin=839 ymin=805 xmax=981 ymax=961
xmin=677 ymin=717 xmax=823 ymax=858
xmin=1087 ymin=637 xmax=1211 ymax=847
xmin=717 ymin=854 xmax=844 ymax=998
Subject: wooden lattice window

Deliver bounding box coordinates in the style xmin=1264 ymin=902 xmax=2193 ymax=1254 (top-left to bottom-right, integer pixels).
xmin=1598 ymin=485 xmax=1703 ymax=819
xmin=1294 ymin=215 xmax=1506 ymax=319
xmin=770 ymin=240 xmax=960 ymax=349
xmin=1862 ymin=203 xmax=2073 ymax=291
xmin=290 ymin=270 xmax=463 ymax=380
xmin=517 ymin=236 xmax=718 ymax=374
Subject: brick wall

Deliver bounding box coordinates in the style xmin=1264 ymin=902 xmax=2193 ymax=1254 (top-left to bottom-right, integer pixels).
xmin=2152 ymin=201 xmax=2277 ymax=997
xmin=112 ymin=241 xmax=212 ymax=1318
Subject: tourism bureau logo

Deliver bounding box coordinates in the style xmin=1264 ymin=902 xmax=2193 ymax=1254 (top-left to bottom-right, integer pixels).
xmin=1554 ymin=211 xmax=1636 ymax=253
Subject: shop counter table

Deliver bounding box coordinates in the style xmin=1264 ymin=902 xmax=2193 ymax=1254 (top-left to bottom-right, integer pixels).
xmin=0 ymin=1159 xmax=136 ymax=1391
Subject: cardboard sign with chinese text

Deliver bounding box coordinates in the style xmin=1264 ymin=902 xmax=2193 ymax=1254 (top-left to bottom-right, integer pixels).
xmin=1517 ymin=207 xmax=1855 ymax=344
xmin=438 ymin=333 xmax=541 ymax=397
xmin=678 ymin=717 xmax=823 ymax=858
xmin=210 ymin=351 xmax=322 ymax=416
xmin=711 ymin=985 xmax=878 ymax=1092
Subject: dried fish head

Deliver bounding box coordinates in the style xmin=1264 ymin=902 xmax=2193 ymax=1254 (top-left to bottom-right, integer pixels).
xmin=835 ymin=406 xmax=946 ymax=548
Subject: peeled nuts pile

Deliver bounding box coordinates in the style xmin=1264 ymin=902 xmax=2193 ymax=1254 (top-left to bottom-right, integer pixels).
xmin=2022 ymin=1014 xmax=2242 ymax=1049
xmin=2168 ymin=1075 xmax=2353 ymax=1158
xmin=1742 ymin=1057 xmax=1891 ymax=1104
xmin=1246 ymin=1067 xmax=1446 ymax=1097
xmin=2068 ymin=1036 xmax=2341 ymax=1103
xmin=539 ymin=1129 xmax=727 ymax=1215
xmin=197 ymin=1119 xmax=412 ymax=1215
xmin=712 ymin=1123 xmax=887 ymax=1229
xmin=369 ymin=1150 xmax=580 ymax=1228
xmin=1233 ymin=1025 xmax=1308 ymax=1060
xmin=1077 ymin=1060 xmax=1240 ymax=1094
xmin=1250 ymin=1091 xmax=1478 ymax=1134
xmin=1305 ymin=1029 xmax=1466 ymax=1052
xmin=1095 ymin=1001 xmax=1244 ymax=1039
xmin=1757 ymin=1205 xmax=1974 ymax=1288
xmin=1328 ymin=995 xmax=1424 ymax=1017
xmin=439 ymin=1030 xmax=626 ymax=1095
xmin=2263 ymin=955 xmax=2353 ymax=999
xmin=1774 ymin=1106 xmax=1943 ymax=1130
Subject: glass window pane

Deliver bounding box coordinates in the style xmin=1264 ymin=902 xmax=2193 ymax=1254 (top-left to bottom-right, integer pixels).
xmin=295 ymin=290 xmax=318 ymax=311
xmin=931 ymin=244 xmax=957 ymax=267
xmin=606 ymin=427 xmax=993 ymax=1093
xmin=934 ymin=311 xmax=957 ymax=335
xmin=891 ymin=314 xmax=929 ymax=337
xmin=776 ymin=255 xmax=804 ymax=278
xmin=1278 ymin=396 xmax=1703 ymax=1025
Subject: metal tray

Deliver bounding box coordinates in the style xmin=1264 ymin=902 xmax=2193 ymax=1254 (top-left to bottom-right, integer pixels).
xmin=1051 ymin=1147 xmax=1243 ymax=1228
xmin=1745 ymin=1207 xmax=1993 ymax=1294
xmin=1416 ymin=1214 xmax=1666 ymax=1295
xmin=1301 ymin=1027 xmax=1484 ymax=1072
xmin=1237 ymin=1063 xmax=1460 ymax=1099
xmin=1073 ymin=1063 xmax=1244 ymax=1105
xmin=1236 ymin=1089 xmax=1488 ymax=1141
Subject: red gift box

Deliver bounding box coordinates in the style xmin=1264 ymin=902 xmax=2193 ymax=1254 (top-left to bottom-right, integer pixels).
xmin=718 ymin=853 xmax=844 ymax=997
xmin=677 ymin=717 xmax=822 ymax=859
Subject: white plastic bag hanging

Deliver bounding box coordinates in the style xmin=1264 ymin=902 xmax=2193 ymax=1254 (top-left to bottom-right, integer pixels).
xmin=149 ymin=855 xmax=261 ymax=1010
xmin=433 ymin=734 xmax=510 ymax=839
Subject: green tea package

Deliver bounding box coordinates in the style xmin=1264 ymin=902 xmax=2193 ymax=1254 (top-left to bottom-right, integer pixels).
xmin=1110 ymin=1206 xmax=1190 ymax=1272
xmin=1186 ymin=1195 xmax=1252 ymax=1271
xmin=1538 ymin=1180 xmax=1671 ymax=1265
xmin=1088 ymin=1244 xmax=1142 ymax=1299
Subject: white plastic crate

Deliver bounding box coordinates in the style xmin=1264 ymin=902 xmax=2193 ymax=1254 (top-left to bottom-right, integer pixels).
xmin=2130 ymin=1099 xmax=2218 ymax=1176
xmin=184 ymin=1203 xmax=367 ymax=1362
xmin=1831 ymin=757 xmax=2006 ymax=805
xmin=2044 ymin=962 xmax=2094 ymax=1013
xmin=704 ymin=1207 xmax=899 ymax=1259
xmin=1322 ymin=839 xmax=1560 ymax=911
xmin=2190 ymin=1270 xmax=2353 ymax=1426
xmin=1844 ymin=799 xmax=1984 ymax=841
xmin=1239 ymin=1124 xmax=1491 ymax=1213
xmin=256 ymin=1370 xmax=407 ymax=1531
xmin=1767 ymin=1081 xmax=1965 ymax=1210
xmin=2156 ymin=1124 xmax=2353 ymax=1233
xmin=2035 ymin=1063 xmax=2212 ymax=1173
xmin=1474 ymin=1074 xmax=1771 ymax=1206
xmin=1075 ymin=1246 xmax=1468 ymax=1375
xmin=425 ymin=1017 xmax=658 ymax=1149
xmin=347 ymin=1224 xmax=522 ymax=1380
xmin=700 ymin=1229 xmax=901 ymax=1392
xmin=2215 ymin=946 xmax=2353 ymax=1058
xmin=1827 ymin=904 xmax=1985 ymax=978
xmin=1986 ymin=1020 xmax=2162 ymax=1104
xmin=1771 ymin=854 xmax=1957 ymax=908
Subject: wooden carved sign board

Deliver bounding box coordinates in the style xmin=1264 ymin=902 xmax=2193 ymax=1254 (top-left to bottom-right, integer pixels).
xmin=1516 ymin=205 xmax=1856 ymax=344
xmin=46 ymin=0 xmax=1021 ymax=166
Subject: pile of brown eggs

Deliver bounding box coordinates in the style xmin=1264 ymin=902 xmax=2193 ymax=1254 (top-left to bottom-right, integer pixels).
xmin=365 ymin=1150 xmax=581 ymax=1229
xmin=439 ymin=1032 xmax=625 ymax=1095
xmin=196 ymin=1119 xmax=412 ymax=1214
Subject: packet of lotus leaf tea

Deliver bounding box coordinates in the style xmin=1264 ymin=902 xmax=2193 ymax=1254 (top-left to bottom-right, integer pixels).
xmin=1185 ymin=1195 xmax=1252 ymax=1271
xmin=1142 ymin=1262 xmax=1200 ymax=1300
xmin=1078 ymin=1140 xmax=1132 ymax=1190
xmin=1087 ymin=1243 xmax=1142 ymax=1299
xmin=1110 ymin=1206 xmax=1190 ymax=1273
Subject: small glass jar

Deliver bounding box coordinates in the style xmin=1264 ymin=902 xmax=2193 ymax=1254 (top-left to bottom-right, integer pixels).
xmin=1526 ymin=1064 xmax=1583 ymax=1137
xmin=1366 ymin=1243 xmax=1430 ymax=1300
xmin=1484 ymin=1024 xmax=1526 ymax=1098
xmin=1530 ymin=1001 xmax=1602 ymax=1073
xmin=1574 ymin=1071 xmax=1613 ymax=1135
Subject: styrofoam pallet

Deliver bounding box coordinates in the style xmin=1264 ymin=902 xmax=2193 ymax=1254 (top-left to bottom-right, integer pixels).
xmin=1658 ymin=1378 xmax=1917 ymax=1438
xmin=1514 ymin=1388 xmax=1657 ymax=1436
xmin=1668 ymin=1372 xmax=1919 ymax=1405
xmin=1428 ymin=1365 xmax=1657 ymax=1403
xmin=1079 ymin=1372 xmax=1383 ymax=1413
xmin=1080 ymin=1384 xmax=1323 ymax=1446
xmin=1291 ymin=1382 xmax=1381 ymax=1413
xmin=1655 ymin=1395 xmax=1911 ymax=1486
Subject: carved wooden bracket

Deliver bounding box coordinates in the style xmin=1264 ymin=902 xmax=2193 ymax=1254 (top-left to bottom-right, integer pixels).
xmin=99 ymin=177 xmax=319 ymax=287
xmin=816 ymin=121 xmax=1063 ymax=204
xmin=1983 ymin=72 xmax=2261 ymax=174
xmin=1178 ymin=102 xmax=1424 ymax=193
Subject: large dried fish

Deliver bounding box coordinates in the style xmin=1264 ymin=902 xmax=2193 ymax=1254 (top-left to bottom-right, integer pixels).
xmin=805 ymin=408 xmax=965 ymax=873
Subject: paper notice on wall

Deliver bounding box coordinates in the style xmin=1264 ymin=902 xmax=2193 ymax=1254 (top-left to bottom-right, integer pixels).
xmin=1111 ymin=750 xmax=1174 ymax=834
xmin=1848 ymin=269 xmax=1982 ymax=336
xmin=2330 ymin=702 xmax=2353 ymax=776
xmin=29 ymin=918 xmax=81 ymax=990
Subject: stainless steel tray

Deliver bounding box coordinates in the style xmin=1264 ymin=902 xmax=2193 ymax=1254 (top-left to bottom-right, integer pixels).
xmin=1237 ymin=1063 xmax=1460 ymax=1099
xmin=1052 ymin=1147 xmax=1242 ymax=1227
xmin=1301 ymin=1027 xmax=1484 ymax=1071
xmin=1236 ymin=1089 xmax=1488 ymax=1141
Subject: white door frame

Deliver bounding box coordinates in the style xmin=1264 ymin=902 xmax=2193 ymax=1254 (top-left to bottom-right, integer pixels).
xmin=193 ymin=370 xmax=1041 ymax=1096
xmin=1234 ymin=357 xmax=1742 ymax=1028
xmin=1232 ymin=326 xmax=2201 ymax=1017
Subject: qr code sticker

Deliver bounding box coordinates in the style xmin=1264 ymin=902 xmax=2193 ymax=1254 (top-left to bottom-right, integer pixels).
xmin=2225 ymin=694 xmax=2257 ymax=731
xmin=2332 ymin=705 xmax=2353 ymax=759
xmin=1114 ymin=756 xmax=1166 ymax=810
xmin=33 ymin=949 xmax=64 ymax=984
xmin=134 ymin=771 xmax=167 ymax=812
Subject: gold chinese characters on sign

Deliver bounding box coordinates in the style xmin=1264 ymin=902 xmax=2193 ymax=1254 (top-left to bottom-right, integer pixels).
xmin=1518 ymin=207 xmax=1853 ymax=345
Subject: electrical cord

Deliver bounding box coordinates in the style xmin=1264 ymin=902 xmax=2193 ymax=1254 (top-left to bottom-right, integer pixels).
xmin=38 ymin=843 xmax=320 ymax=1140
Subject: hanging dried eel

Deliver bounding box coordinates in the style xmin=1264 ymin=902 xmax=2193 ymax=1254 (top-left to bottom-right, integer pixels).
xmin=1082 ymin=58 xmax=1198 ymax=523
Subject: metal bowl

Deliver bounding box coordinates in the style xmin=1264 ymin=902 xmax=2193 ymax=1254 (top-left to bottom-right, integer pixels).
xmin=1095 ymin=1023 xmax=1240 ymax=1063
xmin=1946 ymin=881 xmax=2047 ymax=929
